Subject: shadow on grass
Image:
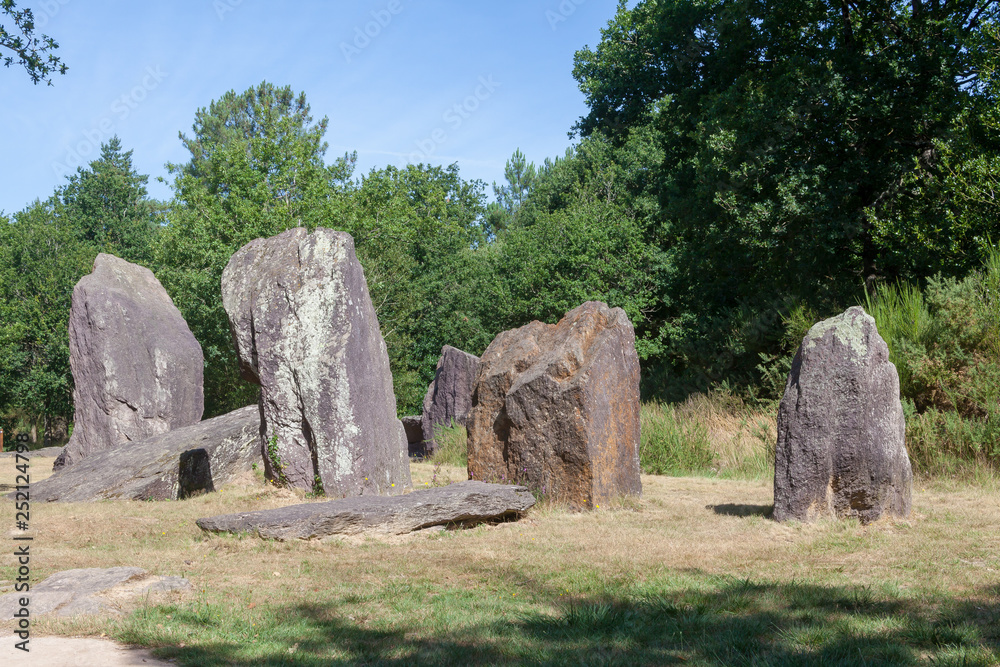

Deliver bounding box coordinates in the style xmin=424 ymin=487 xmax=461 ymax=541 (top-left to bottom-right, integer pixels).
xmin=139 ymin=578 xmax=1000 ymax=667
xmin=706 ymin=502 xmax=773 ymax=518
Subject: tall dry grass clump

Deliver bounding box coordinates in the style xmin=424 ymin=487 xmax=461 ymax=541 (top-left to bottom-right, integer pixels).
xmin=640 ymin=391 xmax=776 ymax=479
xmin=426 ymin=421 xmax=468 ymax=468
xmin=422 ymin=397 xmax=777 ymax=482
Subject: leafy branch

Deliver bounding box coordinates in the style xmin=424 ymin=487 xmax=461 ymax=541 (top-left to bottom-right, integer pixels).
xmin=1 ymin=0 xmax=67 ymax=85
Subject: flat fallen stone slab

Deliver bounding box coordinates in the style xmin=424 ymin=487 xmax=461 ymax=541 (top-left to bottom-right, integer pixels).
xmin=197 ymin=480 xmax=535 ymax=540
xmin=22 ymin=405 xmax=260 ymax=502
xmin=0 ymin=567 xmax=189 ymax=618
xmin=0 ymin=446 xmax=64 ymax=458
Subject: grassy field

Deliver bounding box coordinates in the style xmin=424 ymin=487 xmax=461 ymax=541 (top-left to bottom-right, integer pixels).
xmin=2 ymin=450 xmax=998 ymax=666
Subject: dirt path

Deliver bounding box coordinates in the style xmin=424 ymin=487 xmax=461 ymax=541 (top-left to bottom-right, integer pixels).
xmin=0 ymin=635 xmax=173 ymax=666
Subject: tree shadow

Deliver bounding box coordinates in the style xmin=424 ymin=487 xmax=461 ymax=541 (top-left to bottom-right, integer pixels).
xmin=706 ymin=502 xmax=773 ymax=518
xmin=145 ymin=578 xmax=999 ymax=666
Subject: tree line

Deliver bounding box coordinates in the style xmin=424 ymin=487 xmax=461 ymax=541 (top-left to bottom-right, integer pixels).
xmin=2 ymin=0 xmax=998 ymax=442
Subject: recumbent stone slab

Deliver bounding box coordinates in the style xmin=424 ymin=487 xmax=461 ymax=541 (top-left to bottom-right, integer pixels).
xmin=196 ymin=480 xmax=534 ymax=540
xmin=26 ymin=405 xmax=259 ymax=502
xmin=221 ymin=227 xmax=410 ymax=496
xmin=0 ymin=567 xmax=189 ymax=618
xmin=773 ymin=306 xmax=913 ymax=524
xmin=467 ymin=301 xmax=641 ymax=510
xmin=55 ymin=254 xmax=204 ymax=470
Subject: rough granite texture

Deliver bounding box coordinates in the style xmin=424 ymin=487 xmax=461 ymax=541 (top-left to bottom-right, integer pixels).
xmin=0 ymin=567 xmax=189 ymax=618
xmin=0 ymin=446 xmax=63 ymax=458
xmin=27 ymin=406 xmax=260 ymax=502
xmin=774 ymin=306 xmax=913 ymax=524
xmin=466 ymin=301 xmax=642 ymax=510
xmin=55 ymin=253 xmax=204 ymax=470
xmin=221 ymin=227 xmax=411 ymax=496
xmin=421 ymin=345 xmax=480 ymax=453
xmin=196 ymin=480 xmax=535 ymax=540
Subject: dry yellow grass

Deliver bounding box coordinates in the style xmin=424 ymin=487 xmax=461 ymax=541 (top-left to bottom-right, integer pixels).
xmin=2 ymin=456 xmax=998 ymax=645
xmin=674 ymin=393 xmax=778 ymax=472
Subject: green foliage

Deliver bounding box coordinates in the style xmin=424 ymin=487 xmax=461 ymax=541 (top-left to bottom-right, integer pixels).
xmin=487 ymin=148 xmax=537 ymax=234
xmin=864 ymin=250 xmax=1000 ymax=473
xmin=310 ymin=474 xmax=324 ymax=497
xmin=60 ymin=136 xmax=159 ymax=264
xmin=0 ymin=200 xmax=92 ymax=433
xmin=426 ymin=421 xmax=468 ymax=468
xmin=0 ymin=0 xmax=67 ymax=84
xmin=154 ymin=79 xmax=492 ymax=417
xmin=153 ymin=81 xmax=355 ymax=416
xmin=350 ymin=162 xmax=489 ymax=414
xmin=488 ymin=133 xmax=665 ymax=364
xmin=639 ymin=402 xmax=716 ymax=475
xmin=571 ymin=0 xmax=1000 ymax=399
xmin=265 ymin=434 xmax=287 ymax=487
xmin=0 ymin=138 xmax=156 ymax=436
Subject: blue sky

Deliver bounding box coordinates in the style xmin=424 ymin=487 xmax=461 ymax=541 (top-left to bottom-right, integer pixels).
xmin=0 ymin=0 xmax=620 ymax=215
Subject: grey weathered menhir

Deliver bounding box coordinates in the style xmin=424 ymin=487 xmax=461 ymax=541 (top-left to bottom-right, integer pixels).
xmin=421 ymin=345 xmax=481 ymax=453
xmin=54 ymin=253 xmax=204 ymax=470
xmin=27 ymin=406 xmax=260 ymax=502
xmin=222 ymin=227 xmax=411 ymax=496
xmin=773 ymin=306 xmax=913 ymax=524
xmin=196 ymin=480 xmax=535 ymax=540
xmin=467 ymin=301 xmax=642 ymax=510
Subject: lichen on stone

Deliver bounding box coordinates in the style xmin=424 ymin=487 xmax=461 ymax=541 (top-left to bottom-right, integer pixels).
xmin=804 ymin=306 xmax=871 ymax=361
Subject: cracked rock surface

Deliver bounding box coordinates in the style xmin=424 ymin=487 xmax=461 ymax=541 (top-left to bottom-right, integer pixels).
xmin=222 ymin=227 xmax=410 ymax=496
xmin=774 ymin=306 xmax=913 ymax=524
xmin=55 ymin=253 xmax=204 ymax=470
xmin=467 ymin=301 xmax=642 ymax=510
xmin=25 ymin=406 xmax=260 ymax=502
xmin=196 ymin=480 xmax=535 ymax=539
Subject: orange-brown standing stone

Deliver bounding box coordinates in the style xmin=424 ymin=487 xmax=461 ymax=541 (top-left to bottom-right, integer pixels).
xmin=466 ymin=301 xmax=641 ymax=509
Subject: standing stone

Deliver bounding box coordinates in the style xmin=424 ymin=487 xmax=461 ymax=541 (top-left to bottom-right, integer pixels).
xmin=54 ymin=254 xmax=204 ymax=470
xmin=467 ymin=301 xmax=641 ymax=510
xmin=421 ymin=345 xmax=481 ymax=453
xmin=773 ymin=306 xmax=912 ymax=524
xmin=221 ymin=227 xmax=411 ymax=496
xmin=400 ymin=416 xmax=425 ymax=457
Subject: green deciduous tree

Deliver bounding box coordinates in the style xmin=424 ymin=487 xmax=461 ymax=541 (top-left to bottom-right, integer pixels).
xmin=0 ymin=200 xmax=93 ymax=439
xmin=490 ymin=132 xmax=666 ymax=366
xmin=60 ymin=136 xmax=159 ymax=265
xmin=571 ymin=0 xmax=1000 ymax=396
xmin=0 ymin=0 xmax=66 ymax=84
xmin=350 ymin=163 xmax=489 ymax=413
xmin=155 ymin=81 xmax=356 ymax=417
